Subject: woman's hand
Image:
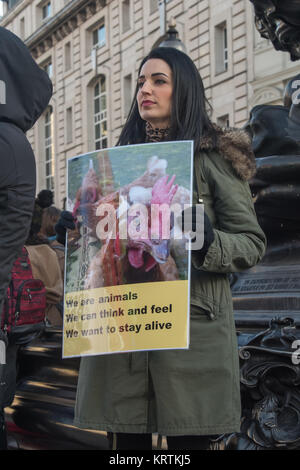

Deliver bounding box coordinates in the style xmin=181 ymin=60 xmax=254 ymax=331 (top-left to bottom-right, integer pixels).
xmin=180 ymin=206 xmax=215 ymax=265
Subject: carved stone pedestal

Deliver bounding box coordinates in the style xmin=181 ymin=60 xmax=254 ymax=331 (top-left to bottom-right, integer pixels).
xmin=213 ymin=318 xmax=300 ymax=450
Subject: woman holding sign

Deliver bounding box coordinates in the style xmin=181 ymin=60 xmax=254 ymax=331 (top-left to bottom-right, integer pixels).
xmin=74 ymin=47 xmax=266 ymax=450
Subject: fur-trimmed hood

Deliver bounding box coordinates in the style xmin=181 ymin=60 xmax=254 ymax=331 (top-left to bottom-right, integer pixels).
xmin=199 ymin=125 xmax=256 ymax=181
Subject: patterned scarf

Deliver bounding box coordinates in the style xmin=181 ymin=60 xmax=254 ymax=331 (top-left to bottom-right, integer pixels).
xmin=145 ymin=121 xmax=170 ymax=142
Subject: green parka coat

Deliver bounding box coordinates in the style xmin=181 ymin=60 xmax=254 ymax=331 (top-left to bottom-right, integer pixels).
xmin=74 ymin=127 xmax=266 ymax=436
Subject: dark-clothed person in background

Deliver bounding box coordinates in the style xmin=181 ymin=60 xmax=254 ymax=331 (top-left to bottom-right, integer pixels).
xmin=40 ymin=204 xmax=62 ymax=242
xmin=39 ymin=202 xmax=65 ymax=281
xmin=54 ymin=210 xmax=76 ymax=280
xmin=25 ymin=195 xmax=63 ymax=328
xmin=0 ymin=26 xmax=52 ymax=449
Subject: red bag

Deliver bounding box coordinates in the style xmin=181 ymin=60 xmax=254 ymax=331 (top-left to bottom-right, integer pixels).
xmin=1 ymin=247 xmax=46 ymax=344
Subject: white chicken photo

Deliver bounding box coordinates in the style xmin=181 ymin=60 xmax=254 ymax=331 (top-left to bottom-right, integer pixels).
xmin=66 ymin=142 xmax=192 ymax=293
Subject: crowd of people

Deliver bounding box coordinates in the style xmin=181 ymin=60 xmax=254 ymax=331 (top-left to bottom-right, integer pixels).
xmin=0 ymin=26 xmax=267 ymax=451
xmin=25 ymin=189 xmax=64 ymax=327
xmin=0 ymin=188 xmax=68 ymax=449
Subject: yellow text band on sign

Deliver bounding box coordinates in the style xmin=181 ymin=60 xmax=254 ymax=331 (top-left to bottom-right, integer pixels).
xmin=63 ymin=280 xmax=189 ymax=358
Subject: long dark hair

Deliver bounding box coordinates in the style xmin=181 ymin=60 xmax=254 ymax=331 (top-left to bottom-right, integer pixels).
xmin=117 ymin=47 xmax=217 ymax=153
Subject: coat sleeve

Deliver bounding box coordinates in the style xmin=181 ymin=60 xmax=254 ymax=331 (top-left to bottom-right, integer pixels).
xmin=192 ymin=151 xmax=267 ymax=273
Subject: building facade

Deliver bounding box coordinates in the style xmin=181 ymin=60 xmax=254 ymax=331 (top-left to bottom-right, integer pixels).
xmin=0 ymin=0 xmax=298 ymax=207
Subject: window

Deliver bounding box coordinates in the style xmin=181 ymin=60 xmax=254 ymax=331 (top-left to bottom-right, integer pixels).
xmin=43 ymin=61 xmax=53 ymax=79
xmin=36 ymin=1 xmax=52 ymax=27
xmin=0 ymin=80 xmax=6 ymax=105
xmin=123 ymin=74 xmax=132 ymax=118
xmin=20 ymin=17 xmax=25 ymax=40
xmin=6 ymin=0 xmax=19 ymax=12
xmin=94 ymin=77 xmax=108 ymax=150
xmin=122 ymin=0 xmax=131 ymax=33
xmin=66 ymin=107 xmax=73 ymax=144
xmin=215 ymin=22 xmax=228 ymax=75
xmin=64 ymin=42 xmax=71 ymax=72
xmin=150 ymin=0 xmax=157 ymax=14
xmin=217 ymin=114 xmax=230 ymax=128
xmin=44 ymin=108 xmax=54 ymax=191
xmin=42 ymin=1 xmax=51 ymax=20
xmin=92 ymin=24 xmax=106 ymax=48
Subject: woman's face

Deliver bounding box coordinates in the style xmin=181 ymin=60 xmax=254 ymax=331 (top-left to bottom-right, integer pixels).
xmin=137 ymin=58 xmax=173 ymax=129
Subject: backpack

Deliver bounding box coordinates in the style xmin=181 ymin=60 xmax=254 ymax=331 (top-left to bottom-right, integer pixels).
xmin=1 ymin=247 xmax=47 ymax=345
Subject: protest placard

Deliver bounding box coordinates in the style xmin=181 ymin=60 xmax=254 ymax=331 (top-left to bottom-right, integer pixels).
xmin=63 ymin=141 xmax=193 ymax=357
